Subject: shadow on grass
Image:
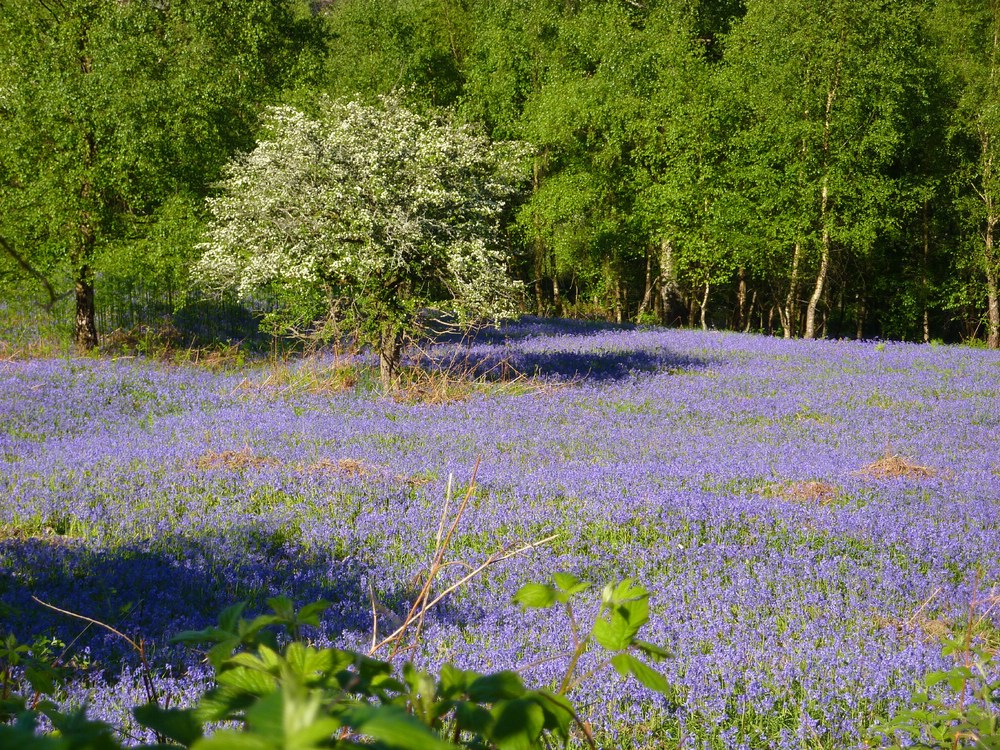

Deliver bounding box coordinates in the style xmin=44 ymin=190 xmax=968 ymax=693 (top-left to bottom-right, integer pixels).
xmin=414 ymin=316 xmax=712 ymax=383
xmin=0 ymin=525 xmax=476 ymax=675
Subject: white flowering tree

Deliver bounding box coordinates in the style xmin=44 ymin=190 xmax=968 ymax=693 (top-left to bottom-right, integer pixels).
xmin=195 ymin=96 xmax=529 ymax=386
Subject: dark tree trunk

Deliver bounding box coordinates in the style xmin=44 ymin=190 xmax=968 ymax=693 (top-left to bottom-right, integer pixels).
xmin=658 ymin=238 xmax=684 ymax=326
xmin=74 ymin=263 xmax=98 ymax=350
xmin=378 ymin=323 xmax=405 ymax=390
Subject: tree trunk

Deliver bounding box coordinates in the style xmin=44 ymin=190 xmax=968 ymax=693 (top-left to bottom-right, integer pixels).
xmin=551 ymin=261 xmax=562 ymax=316
xmin=658 ymin=238 xmax=684 ymax=326
xmin=378 ymin=323 xmax=405 ymax=390
xmin=986 ymin=215 xmax=999 ymax=348
xmin=736 ymin=266 xmax=747 ymax=330
xmin=533 ymin=155 xmax=546 ymax=317
xmin=784 ymin=241 xmax=801 ymax=338
xmin=635 ymin=246 xmax=656 ymax=323
xmin=744 ymin=290 xmax=757 ymax=333
xmin=74 ymin=263 xmax=98 ymax=350
xmin=922 ymin=199 xmax=931 ymax=343
xmin=73 ymin=214 xmax=98 ymax=350
xmin=700 ymin=281 xmax=710 ymax=331
xmin=613 ymin=277 xmax=624 ymax=325
xmin=805 ymin=180 xmax=830 ymax=339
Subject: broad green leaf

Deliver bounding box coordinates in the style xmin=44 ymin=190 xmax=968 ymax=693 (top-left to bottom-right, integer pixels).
xmin=296 ymin=601 xmax=331 ymax=626
xmin=266 ymin=596 xmax=295 ymax=621
xmin=490 ymin=698 xmax=545 ymax=750
xmin=402 ymin=663 xmax=437 ymax=724
xmin=437 ymin=663 xmax=472 ymax=699
xmin=194 ymin=686 xmax=258 ymax=723
xmin=171 ymin=626 xmax=231 ymax=647
xmin=134 ymin=704 xmax=204 ymax=746
xmin=633 ymin=639 xmax=672 ymax=662
xmin=514 ymin=583 xmax=556 ymax=609
xmin=343 ymin=704 xmax=455 ymax=750
xmin=218 ymin=603 xmax=248 ymax=633
xmin=455 ymin=701 xmax=494 ymax=733
xmin=533 ymin=690 xmax=575 ymax=736
xmin=594 ymin=597 xmax=649 ymax=652
xmin=243 ymin=614 xmax=282 ymax=637
xmin=552 ymin=573 xmax=589 ymax=601
xmin=216 ymin=666 xmax=278 ymax=695
xmin=206 ymin=639 xmax=243 ymax=671
xmin=284 ymin=643 xmax=334 ymax=682
xmin=468 ymin=671 xmax=526 ymax=702
xmin=192 ymin=729 xmax=273 ymax=750
xmin=611 ymin=653 xmax=672 ymax=695
xmin=25 ymin=665 xmax=57 ymax=696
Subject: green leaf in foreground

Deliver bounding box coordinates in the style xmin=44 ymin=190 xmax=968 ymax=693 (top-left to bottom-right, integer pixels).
xmin=343 ymin=704 xmax=456 ymax=750
xmin=490 ymin=699 xmax=546 ymax=750
xmin=610 ymin=653 xmax=672 ymax=695
xmin=514 ymin=583 xmax=556 ymax=609
xmin=133 ymin=704 xmax=204 ymax=746
xmin=468 ymin=671 xmax=526 ymax=702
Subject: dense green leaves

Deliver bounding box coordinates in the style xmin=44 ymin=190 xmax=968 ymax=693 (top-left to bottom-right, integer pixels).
xmin=5 ymin=0 xmax=1000 ymax=351
xmin=0 ymin=0 xmax=320 ymax=347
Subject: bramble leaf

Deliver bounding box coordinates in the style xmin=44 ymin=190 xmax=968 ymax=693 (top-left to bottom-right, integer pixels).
xmin=611 ymin=653 xmax=672 ymax=695
xmin=514 ymin=583 xmax=556 ymax=609
xmin=468 ymin=671 xmax=526 ymax=702
xmin=133 ymin=704 xmax=204 ymax=746
xmin=490 ymin=698 xmax=545 ymax=750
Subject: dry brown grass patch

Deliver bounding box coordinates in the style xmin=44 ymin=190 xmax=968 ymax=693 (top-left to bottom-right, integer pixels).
xmin=232 ymin=360 xmax=362 ymax=396
xmin=856 ymin=453 xmax=936 ymax=479
xmin=196 ymin=448 xmax=279 ymax=470
xmin=305 ymin=457 xmax=432 ymax=487
xmin=307 ymin=457 xmax=374 ymax=478
xmin=874 ymin=613 xmax=954 ymax=643
xmin=773 ymin=480 xmax=839 ymax=504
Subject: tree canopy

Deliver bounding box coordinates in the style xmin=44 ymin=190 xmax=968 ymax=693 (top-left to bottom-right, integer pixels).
xmin=4 ymin=0 xmax=1000 ymax=349
xmin=0 ymin=0 xmax=320 ymax=347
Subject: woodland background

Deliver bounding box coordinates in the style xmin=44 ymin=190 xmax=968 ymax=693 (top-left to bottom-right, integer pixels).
xmin=2 ymin=0 xmax=999 ymax=349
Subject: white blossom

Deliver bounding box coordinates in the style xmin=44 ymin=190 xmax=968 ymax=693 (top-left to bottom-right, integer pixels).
xmin=194 ymin=96 xmax=529 ymax=344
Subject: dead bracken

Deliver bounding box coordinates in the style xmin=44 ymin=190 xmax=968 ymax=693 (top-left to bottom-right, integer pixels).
xmin=306 ymin=457 xmax=374 ymax=477
xmin=195 ymin=448 xmax=279 ymax=470
xmin=778 ymin=480 xmax=839 ymax=504
xmin=305 ymin=457 xmax=432 ymax=487
xmin=856 ymin=453 xmax=937 ymax=479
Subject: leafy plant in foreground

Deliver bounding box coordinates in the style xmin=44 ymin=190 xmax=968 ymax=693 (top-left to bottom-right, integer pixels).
xmin=876 ymin=586 xmax=1000 ymax=749
xmin=0 ymin=575 xmax=674 ymax=749
xmin=514 ymin=574 xmax=672 ymax=698
xmin=877 ymin=638 xmax=999 ymax=749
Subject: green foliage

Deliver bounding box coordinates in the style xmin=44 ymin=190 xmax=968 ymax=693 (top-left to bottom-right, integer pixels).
xmin=877 ymin=637 xmax=999 ymax=749
xmin=316 ymin=0 xmax=471 ymax=108
xmin=0 ymin=0 xmax=322 ymax=347
xmin=514 ymin=574 xmax=672 ymax=699
xmin=0 ymin=576 xmax=675 ymax=749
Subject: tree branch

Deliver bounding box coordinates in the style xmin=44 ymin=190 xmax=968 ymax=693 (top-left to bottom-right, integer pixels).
xmin=0 ymin=235 xmax=69 ymax=311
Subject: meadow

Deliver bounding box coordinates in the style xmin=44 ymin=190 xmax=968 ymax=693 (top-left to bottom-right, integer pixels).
xmin=1 ymin=318 xmax=999 ymax=748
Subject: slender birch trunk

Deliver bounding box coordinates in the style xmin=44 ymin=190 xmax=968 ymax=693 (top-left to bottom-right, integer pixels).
xmin=700 ymin=281 xmax=710 ymax=331
xmin=805 ymin=178 xmax=830 ymax=339
xmin=658 ymin=238 xmax=683 ymax=325
xmin=635 ymin=246 xmax=657 ymax=322
xmin=986 ymin=208 xmax=999 ymax=348
xmin=983 ymin=14 xmax=1000 ymax=348
xmin=784 ymin=241 xmax=801 ymax=338
xmin=922 ymin=200 xmax=931 ymax=343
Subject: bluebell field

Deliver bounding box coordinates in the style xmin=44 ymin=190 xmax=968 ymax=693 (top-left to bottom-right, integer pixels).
xmin=1 ymin=319 xmax=998 ymax=748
